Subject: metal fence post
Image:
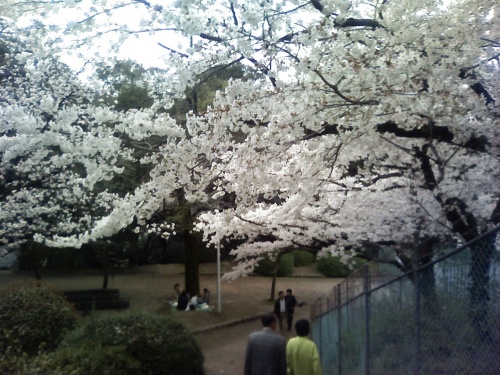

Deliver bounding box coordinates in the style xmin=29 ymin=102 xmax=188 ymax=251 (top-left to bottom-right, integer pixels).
xmin=364 ymin=265 xmax=371 ymax=375
xmin=337 ymin=284 xmax=342 ymax=375
xmin=319 ymin=296 xmax=323 ymax=363
xmin=413 ymin=233 xmax=421 ymax=375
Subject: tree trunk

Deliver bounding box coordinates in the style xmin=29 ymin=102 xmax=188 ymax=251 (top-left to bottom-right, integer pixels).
xmin=184 ymin=231 xmax=201 ymax=297
xmin=174 ymin=188 xmax=202 ymax=297
xmin=416 ymin=237 xmax=438 ymax=311
xmin=269 ymin=254 xmax=282 ymax=301
xmin=270 ymin=271 xmax=277 ymax=301
xmin=24 ymin=241 xmax=45 ymax=281
xmin=468 ymin=235 xmax=495 ymax=342
xmin=102 ymin=264 xmax=109 ymax=289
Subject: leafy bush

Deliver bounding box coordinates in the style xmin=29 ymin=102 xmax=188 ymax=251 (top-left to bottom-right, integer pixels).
xmin=24 ymin=345 xmax=140 ymax=375
xmin=0 ymin=284 xmax=79 ymax=357
xmin=290 ymin=250 xmax=315 ymax=266
xmin=38 ymin=311 xmax=205 ymax=375
xmin=254 ymin=253 xmax=294 ymax=277
xmin=316 ymin=255 xmax=365 ymax=277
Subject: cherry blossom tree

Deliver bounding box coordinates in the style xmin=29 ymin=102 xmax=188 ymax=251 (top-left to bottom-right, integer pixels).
xmin=6 ymin=0 xmax=499 ymax=310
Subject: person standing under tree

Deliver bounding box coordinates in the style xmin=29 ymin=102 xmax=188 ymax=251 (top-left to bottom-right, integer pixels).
xmin=285 ymin=288 xmax=298 ymax=332
xmin=274 ymin=291 xmax=287 ymax=333
xmin=286 ymin=319 xmax=322 ymax=375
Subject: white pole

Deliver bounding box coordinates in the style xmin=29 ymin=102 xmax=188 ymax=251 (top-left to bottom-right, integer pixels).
xmin=217 ymin=241 xmax=222 ymax=313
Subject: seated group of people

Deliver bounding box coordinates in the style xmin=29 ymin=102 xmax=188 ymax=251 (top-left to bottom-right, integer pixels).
xmin=174 ymin=284 xmax=211 ymax=311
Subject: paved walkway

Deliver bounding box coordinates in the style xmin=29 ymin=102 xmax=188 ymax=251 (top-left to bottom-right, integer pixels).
xmin=196 ymin=303 xmax=313 ymax=375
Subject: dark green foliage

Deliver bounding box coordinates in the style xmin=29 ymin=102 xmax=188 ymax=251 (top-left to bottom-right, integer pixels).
xmin=316 ymin=255 xmax=367 ymax=277
xmin=96 ymin=60 xmax=154 ymax=111
xmin=25 ymin=345 xmax=140 ymax=375
xmin=0 ymin=285 xmax=79 ymax=357
xmin=290 ymin=249 xmax=315 ymax=266
xmin=254 ymin=253 xmax=294 ymax=277
xmin=46 ymin=311 xmax=205 ymax=375
xmin=16 ymin=247 xmax=85 ymax=270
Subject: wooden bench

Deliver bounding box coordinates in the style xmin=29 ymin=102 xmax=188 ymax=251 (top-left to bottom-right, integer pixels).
xmin=62 ymin=289 xmax=130 ymax=312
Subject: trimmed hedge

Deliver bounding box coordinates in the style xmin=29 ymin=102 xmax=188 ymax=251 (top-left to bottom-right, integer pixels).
xmin=290 ymin=250 xmax=315 ymax=266
xmin=317 ymin=255 xmax=365 ymax=277
xmin=33 ymin=311 xmax=205 ymax=375
xmin=254 ymin=253 xmax=294 ymax=277
xmin=0 ymin=285 xmax=79 ymax=357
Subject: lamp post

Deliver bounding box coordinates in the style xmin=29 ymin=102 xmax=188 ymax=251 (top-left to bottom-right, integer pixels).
xmin=217 ymin=241 xmax=221 ymax=313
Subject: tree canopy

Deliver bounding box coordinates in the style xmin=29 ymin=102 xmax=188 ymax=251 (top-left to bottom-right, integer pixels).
xmin=2 ymin=0 xmax=499 ymax=281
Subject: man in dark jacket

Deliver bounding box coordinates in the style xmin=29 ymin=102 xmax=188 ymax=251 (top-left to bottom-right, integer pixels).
xmin=285 ymin=289 xmax=298 ymax=332
xmin=244 ymin=313 xmax=286 ymax=375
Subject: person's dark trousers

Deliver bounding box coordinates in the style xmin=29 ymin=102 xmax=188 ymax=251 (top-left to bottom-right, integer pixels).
xmin=286 ymin=313 xmax=294 ymax=332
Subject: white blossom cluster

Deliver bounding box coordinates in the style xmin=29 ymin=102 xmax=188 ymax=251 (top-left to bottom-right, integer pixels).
xmin=0 ymin=21 xmax=181 ymax=248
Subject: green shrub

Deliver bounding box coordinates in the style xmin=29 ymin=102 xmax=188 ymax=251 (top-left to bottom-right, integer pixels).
xmin=0 ymin=284 xmax=79 ymax=357
xmin=24 ymin=345 xmax=140 ymax=375
xmin=317 ymin=255 xmax=367 ymax=277
xmin=290 ymin=250 xmax=315 ymax=266
xmin=43 ymin=311 xmax=205 ymax=375
xmin=317 ymin=255 xmax=349 ymax=277
xmin=254 ymin=253 xmax=294 ymax=277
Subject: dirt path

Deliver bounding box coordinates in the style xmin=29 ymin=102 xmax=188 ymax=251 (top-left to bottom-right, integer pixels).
xmin=196 ymin=303 xmax=313 ymax=375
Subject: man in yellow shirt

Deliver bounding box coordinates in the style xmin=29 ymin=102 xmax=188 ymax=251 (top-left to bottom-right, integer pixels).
xmin=286 ymin=319 xmax=322 ymax=375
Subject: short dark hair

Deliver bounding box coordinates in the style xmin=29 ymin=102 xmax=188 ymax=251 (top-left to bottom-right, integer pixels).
xmin=286 ymin=289 xmax=292 ymax=293
xmin=261 ymin=313 xmax=277 ymax=327
xmin=295 ymin=319 xmax=310 ymax=336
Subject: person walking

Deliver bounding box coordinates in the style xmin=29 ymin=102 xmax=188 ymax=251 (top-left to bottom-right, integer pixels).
xmin=274 ymin=291 xmax=287 ymax=333
xmin=244 ymin=313 xmax=287 ymax=375
xmin=286 ymin=319 xmax=322 ymax=375
xmin=285 ymin=288 xmax=298 ymax=332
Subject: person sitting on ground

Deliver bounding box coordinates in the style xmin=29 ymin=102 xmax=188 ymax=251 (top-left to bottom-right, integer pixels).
xmin=173 ymin=283 xmax=181 ymax=298
xmin=190 ymin=294 xmax=199 ymax=309
xmin=200 ymin=288 xmax=210 ymax=305
xmin=177 ymin=290 xmax=189 ymax=311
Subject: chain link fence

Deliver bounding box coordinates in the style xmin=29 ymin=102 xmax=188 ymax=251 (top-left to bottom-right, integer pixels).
xmin=311 ymin=225 xmax=500 ymax=375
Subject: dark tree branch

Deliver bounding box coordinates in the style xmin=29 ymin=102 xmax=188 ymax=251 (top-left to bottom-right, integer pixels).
xmin=491 ymin=198 xmax=500 ymax=225
xmin=310 ymin=0 xmax=324 ymax=13
xmin=459 ymin=68 xmax=495 ymax=106
xmin=199 ymin=33 xmax=224 ymax=42
xmin=442 ymin=197 xmax=479 ymax=241
xmin=336 ymin=18 xmax=383 ymax=29
xmin=186 ymin=57 xmax=245 ymax=99
xmin=377 ymin=121 xmax=454 ymax=142
xmin=245 ymin=56 xmax=277 ymax=87
xmin=158 ymin=42 xmax=188 ymax=58
xmin=413 ymin=144 xmax=438 ymax=190
xmin=302 ymin=123 xmax=339 ymax=140
xmin=229 ymin=1 xmax=238 ymax=26
xmin=313 ymin=69 xmax=379 ymax=105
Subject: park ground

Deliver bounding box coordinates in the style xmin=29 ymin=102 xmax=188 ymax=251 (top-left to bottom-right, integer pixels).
xmin=0 ymin=262 xmax=341 ymax=375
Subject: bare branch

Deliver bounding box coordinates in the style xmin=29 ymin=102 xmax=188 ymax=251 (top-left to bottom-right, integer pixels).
xmin=229 ymin=1 xmax=238 ymax=26
xmin=158 ymin=42 xmax=188 ymax=58
xmin=312 ymin=68 xmax=379 ymax=105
